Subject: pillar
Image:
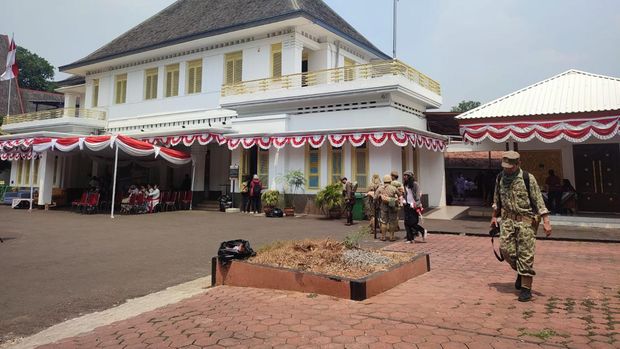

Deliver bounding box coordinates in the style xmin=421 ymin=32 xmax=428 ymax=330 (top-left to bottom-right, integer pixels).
xmin=191 ymin=145 xmax=207 ymax=192
xmin=37 ymin=152 xmax=55 ymax=205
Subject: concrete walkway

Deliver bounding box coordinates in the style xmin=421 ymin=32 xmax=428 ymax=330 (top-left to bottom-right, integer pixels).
xmin=25 ymin=234 xmax=620 ymax=349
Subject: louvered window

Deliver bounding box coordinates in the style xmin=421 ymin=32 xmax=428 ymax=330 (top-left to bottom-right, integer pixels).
xmin=258 ymin=149 xmax=269 ymax=188
xmin=186 ymin=59 xmax=202 ymax=94
xmin=306 ymin=146 xmax=321 ymax=189
xmin=352 ymin=144 xmax=368 ymax=189
xmin=344 ymin=57 xmax=356 ymax=81
xmin=271 ymin=43 xmax=282 ymax=78
xmin=144 ymin=68 xmax=158 ymax=100
xmin=114 ymin=74 xmax=127 ymax=104
xmin=225 ymin=51 xmax=243 ymax=85
xmin=328 ymin=146 xmax=343 ymax=184
xmin=165 ymin=64 xmax=180 ymax=97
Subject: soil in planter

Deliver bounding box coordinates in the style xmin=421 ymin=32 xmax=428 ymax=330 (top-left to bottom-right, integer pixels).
xmin=250 ymin=239 xmax=414 ymax=279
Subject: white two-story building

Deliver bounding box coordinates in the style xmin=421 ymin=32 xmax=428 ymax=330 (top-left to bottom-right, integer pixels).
xmin=1 ymin=0 xmax=447 ymax=210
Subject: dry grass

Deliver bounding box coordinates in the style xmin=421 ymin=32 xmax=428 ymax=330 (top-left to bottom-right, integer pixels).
xmin=250 ymin=238 xmax=414 ymax=279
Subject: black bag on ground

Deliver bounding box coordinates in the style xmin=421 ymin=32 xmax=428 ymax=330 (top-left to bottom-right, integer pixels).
xmin=217 ymin=239 xmax=256 ymax=264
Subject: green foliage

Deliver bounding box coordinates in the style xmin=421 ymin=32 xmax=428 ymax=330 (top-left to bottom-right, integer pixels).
xmin=277 ymin=170 xmax=306 ymax=207
xmin=450 ymin=100 xmax=481 ymax=113
xmin=261 ymin=189 xmax=280 ymax=207
xmin=315 ymin=183 xmax=344 ymax=215
xmin=343 ymin=227 xmax=369 ymax=249
xmin=16 ymin=47 xmax=56 ymax=92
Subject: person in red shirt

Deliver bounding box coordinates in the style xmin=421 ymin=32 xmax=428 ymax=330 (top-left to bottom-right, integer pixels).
xmin=545 ymin=169 xmax=562 ymax=214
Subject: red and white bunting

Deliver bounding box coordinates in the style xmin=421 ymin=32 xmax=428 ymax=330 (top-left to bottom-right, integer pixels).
xmin=140 ymin=131 xmax=446 ymax=152
xmin=460 ymin=116 xmax=620 ymax=143
xmin=31 ymin=135 xmax=191 ymax=165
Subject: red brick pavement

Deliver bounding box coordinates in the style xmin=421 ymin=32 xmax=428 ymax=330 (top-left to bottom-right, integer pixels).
xmin=37 ymin=235 xmax=620 ymax=349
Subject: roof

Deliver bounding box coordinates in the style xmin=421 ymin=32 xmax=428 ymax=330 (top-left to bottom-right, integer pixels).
xmin=60 ymin=0 xmax=389 ymax=71
xmin=424 ymin=111 xmax=460 ymax=135
xmin=456 ymin=69 xmax=620 ymax=120
xmin=56 ymin=75 xmax=85 ymax=87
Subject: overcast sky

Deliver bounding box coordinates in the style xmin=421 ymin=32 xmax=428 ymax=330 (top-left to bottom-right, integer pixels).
xmin=2 ymin=0 xmax=619 ymax=110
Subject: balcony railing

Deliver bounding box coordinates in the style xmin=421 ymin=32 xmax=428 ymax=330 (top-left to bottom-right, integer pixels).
xmin=221 ymin=59 xmax=441 ymax=97
xmin=3 ymin=108 xmax=107 ymax=125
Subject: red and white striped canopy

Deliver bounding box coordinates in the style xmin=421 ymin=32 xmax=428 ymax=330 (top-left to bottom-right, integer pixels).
xmin=28 ymin=135 xmax=192 ymax=165
xmin=460 ymin=115 xmax=620 ymax=143
xmin=144 ymin=130 xmax=447 ymax=152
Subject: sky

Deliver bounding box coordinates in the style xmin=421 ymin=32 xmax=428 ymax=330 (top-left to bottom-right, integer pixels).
xmin=2 ymin=0 xmax=619 ymax=110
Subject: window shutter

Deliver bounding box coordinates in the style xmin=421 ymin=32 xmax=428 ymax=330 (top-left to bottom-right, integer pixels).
xmin=271 ymin=43 xmax=282 ymax=78
xmin=233 ymin=58 xmax=242 ymax=83
xmin=258 ymin=150 xmax=269 ymax=187
xmin=92 ymin=79 xmax=99 ymax=107
xmin=165 ymin=64 xmax=179 ymax=97
xmin=195 ymin=65 xmax=202 ymax=93
xmin=115 ymin=74 xmax=127 ymax=104
xmin=225 ymin=52 xmax=243 ymax=85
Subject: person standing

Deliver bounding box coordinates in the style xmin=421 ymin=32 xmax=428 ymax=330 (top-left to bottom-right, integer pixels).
xmin=455 ymin=173 xmax=466 ymax=201
xmin=402 ymin=171 xmax=428 ymax=243
xmin=365 ymin=174 xmax=382 ymax=230
xmin=249 ymin=174 xmax=262 ymax=214
xmin=147 ymin=184 xmax=161 ymax=213
xmin=375 ymin=175 xmax=399 ymax=241
xmin=240 ymin=175 xmax=250 ymax=213
xmin=491 ymin=151 xmax=552 ymax=302
xmin=545 ymin=169 xmax=562 ymax=214
xmin=341 ymin=177 xmax=355 ymax=226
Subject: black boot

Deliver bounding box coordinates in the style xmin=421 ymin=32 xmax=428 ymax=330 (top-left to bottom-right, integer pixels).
xmin=515 ymin=275 xmax=522 ymax=290
xmin=518 ymin=288 xmax=532 ymax=302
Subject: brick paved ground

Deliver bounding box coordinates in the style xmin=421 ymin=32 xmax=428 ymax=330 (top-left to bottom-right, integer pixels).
xmin=37 ymin=235 xmax=620 ymax=349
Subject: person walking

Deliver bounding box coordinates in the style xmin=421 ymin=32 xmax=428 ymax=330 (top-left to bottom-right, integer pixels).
xmin=341 ymin=177 xmax=356 ymax=226
xmin=491 ymin=151 xmax=552 ymax=302
xmin=249 ymin=175 xmax=262 ymax=214
xmin=375 ymin=174 xmax=399 ymax=241
xmin=402 ymin=171 xmax=427 ymax=243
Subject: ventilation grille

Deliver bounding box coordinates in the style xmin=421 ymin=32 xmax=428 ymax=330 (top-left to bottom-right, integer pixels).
xmin=292 ymin=100 xmax=379 ymax=115
xmin=393 ymin=101 xmax=424 ymax=117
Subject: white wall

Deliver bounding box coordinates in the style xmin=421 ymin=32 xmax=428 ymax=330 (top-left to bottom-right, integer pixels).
xmin=418 ymin=148 xmax=446 ymax=207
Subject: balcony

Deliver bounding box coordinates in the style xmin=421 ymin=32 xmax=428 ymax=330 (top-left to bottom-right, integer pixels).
xmin=220 ymin=60 xmax=442 ymax=109
xmin=2 ymin=108 xmax=107 ymax=134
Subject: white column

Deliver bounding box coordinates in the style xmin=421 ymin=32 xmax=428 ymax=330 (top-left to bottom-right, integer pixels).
xmin=282 ymin=34 xmax=304 ymax=87
xmin=178 ymin=61 xmax=187 ymax=96
xmin=110 ymin=145 xmax=119 ymax=219
xmin=418 ymin=148 xmax=446 ymax=208
xmin=191 ymin=145 xmax=206 ymax=192
xmin=157 ymin=66 xmax=165 ymax=99
xmin=37 ymin=152 xmax=55 ymax=206
xmin=64 ymin=94 xmax=77 ymax=109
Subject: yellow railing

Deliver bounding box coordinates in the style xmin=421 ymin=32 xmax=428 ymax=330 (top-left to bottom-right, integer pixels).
xmin=3 ymin=108 xmax=107 ymax=125
xmin=221 ymin=59 xmax=441 ymax=97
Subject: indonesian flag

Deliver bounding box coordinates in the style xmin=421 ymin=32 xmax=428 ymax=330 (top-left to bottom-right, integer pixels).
xmin=1 ymin=35 xmax=18 ymax=81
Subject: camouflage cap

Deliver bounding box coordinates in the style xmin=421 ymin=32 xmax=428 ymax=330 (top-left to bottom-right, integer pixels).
xmin=501 ymin=151 xmax=520 ymax=169
xmin=390 ymin=170 xmax=399 ymax=179
xmin=383 ymin=175 xmax=393 ymax=183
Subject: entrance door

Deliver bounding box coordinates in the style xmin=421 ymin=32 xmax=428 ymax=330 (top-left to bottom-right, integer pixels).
xmin=573 ymin=144 xmax=620 ymax=213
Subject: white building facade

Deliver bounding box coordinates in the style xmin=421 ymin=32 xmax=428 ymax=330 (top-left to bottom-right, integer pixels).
xmin=1 ymin=0 xmax=447 ymax=210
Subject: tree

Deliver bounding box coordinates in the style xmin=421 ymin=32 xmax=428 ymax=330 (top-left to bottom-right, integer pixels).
xmin=16 ymin=46 xmax=56 ymax=92
xmin=451 ymin=100 xmax=481 ymax=113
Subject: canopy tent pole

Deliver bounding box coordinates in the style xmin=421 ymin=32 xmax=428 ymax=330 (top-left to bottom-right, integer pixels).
xmin=110 ymin=144 xmax=119 ymax=219
xmin=28 ymin=155 xmax=35 ymax=211
xmin=190 ymin=158 xmax=195 ymax=210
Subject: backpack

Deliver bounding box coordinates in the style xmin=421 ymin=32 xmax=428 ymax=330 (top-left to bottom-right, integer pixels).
xmin=251 ymin=182 xmax=262 ymax=196
xmin=495 ymin=170 xmax=538 ymax=214
xmin=217 ymin=239 xmax=256 ymax=264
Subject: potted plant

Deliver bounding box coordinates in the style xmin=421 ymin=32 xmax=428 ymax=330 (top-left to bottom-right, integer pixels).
xmin=314 ymin=183 xmax=344 ymax=219
xmin=261 ymin=189 xmax=280 ymax=216
xmin=277 ymin=170 xmax=306 ymax=217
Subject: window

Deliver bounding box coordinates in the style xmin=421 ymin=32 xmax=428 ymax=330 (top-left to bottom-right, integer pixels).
xmin=328 ymin=146 xmax=343 ymax=184
xmin=165 ymin=63 xmax=180 ymax=97
xmin=271 ymin=43 xmax=282 ymax=78
xmin=144 ymin=68 xmax=158 ymax=100
xmin=306 ymin=146 xmax=321 ymax=189
xmin=344 ymin=57 xmax=356 ymax=81
xmin=92 ymin=79 xmax=99 ymax=107
xmin=258 ymin=149 xmax=269 ymax=188
xmin=114 ymin=74 xmax=127 ymax=104
xmin=352 ymin=144 xmax=368 ymax=189
xmin=186 ymin=59 xmax=202 ymax=94
xmin=225 ymin=51 xmax=243 ymax=85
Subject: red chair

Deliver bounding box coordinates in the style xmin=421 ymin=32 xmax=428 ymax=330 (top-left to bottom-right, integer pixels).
xmin=83 ymin=193 xmax=100 ymax=214
xmin=160 ymin=191 xmax=169 ymax=211
xmin=72 ymin=192 xmax=89 ymax=211
xmin=164 ymin=192 xmax=178 ymax=211
xmin=134 ymin=193 xmax=147 ymax=214
xmin=180 ymin=191 xmax=193 ymax=210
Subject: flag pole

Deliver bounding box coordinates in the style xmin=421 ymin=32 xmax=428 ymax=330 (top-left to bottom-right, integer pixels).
xmin=6 ymin=78 xmax=11 ymax=117
xmin=393 ymin=0 xmax=398 ymax=59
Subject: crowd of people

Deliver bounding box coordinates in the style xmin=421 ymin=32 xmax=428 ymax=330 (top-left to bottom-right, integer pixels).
xmin=121 ymin=184 xmax=161 ymax=213
xmin=240 ymin=174 xmax=263 ymax=214
xmin=342 ymin=170 xmax=428 ymax=243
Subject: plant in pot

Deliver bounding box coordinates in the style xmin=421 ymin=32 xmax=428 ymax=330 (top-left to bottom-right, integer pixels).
xmin=261 ymin=189 xmax=280 ymax=216
xmin=314 ymin=183 xmax=344 ymax=219
xmin=277 ymin=170 xmax=306 ymax=217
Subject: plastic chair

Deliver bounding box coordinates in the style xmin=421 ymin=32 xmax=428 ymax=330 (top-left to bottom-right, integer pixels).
xmin=83 ymin=193 xmax=100 ymax=214
xmin=180 ymin=191 xmax=193 ymax=210
xmin=164 ymin=192 xmax=178 ymax=211
xmin=72 ymin=192 xmax=89 ymax=211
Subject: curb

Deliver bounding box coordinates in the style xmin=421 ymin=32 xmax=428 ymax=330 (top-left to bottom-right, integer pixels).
xmin=429 ymin=231 xmax=620 ymax=244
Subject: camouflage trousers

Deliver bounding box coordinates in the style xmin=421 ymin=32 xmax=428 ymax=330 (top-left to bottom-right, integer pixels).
xmin=499 ymin=219 xmax=537 ymax=277
xmin=380 ymin=207 xmax=399 ymax=231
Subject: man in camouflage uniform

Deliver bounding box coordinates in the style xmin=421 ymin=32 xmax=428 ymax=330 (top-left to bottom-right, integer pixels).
xmin=491 ymin=151 xmax=552 ymax=302
xmin=375 ymin=174 xmax=400 ymax=241
xmin=365 ymin=174 xmax=382 ymax=230
xmin=390 ymin=170 xmax=404 ymax=231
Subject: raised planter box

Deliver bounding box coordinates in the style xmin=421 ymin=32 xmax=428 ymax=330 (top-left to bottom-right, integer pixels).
xmin=211 ymin=253 xmax=430 ymax=301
